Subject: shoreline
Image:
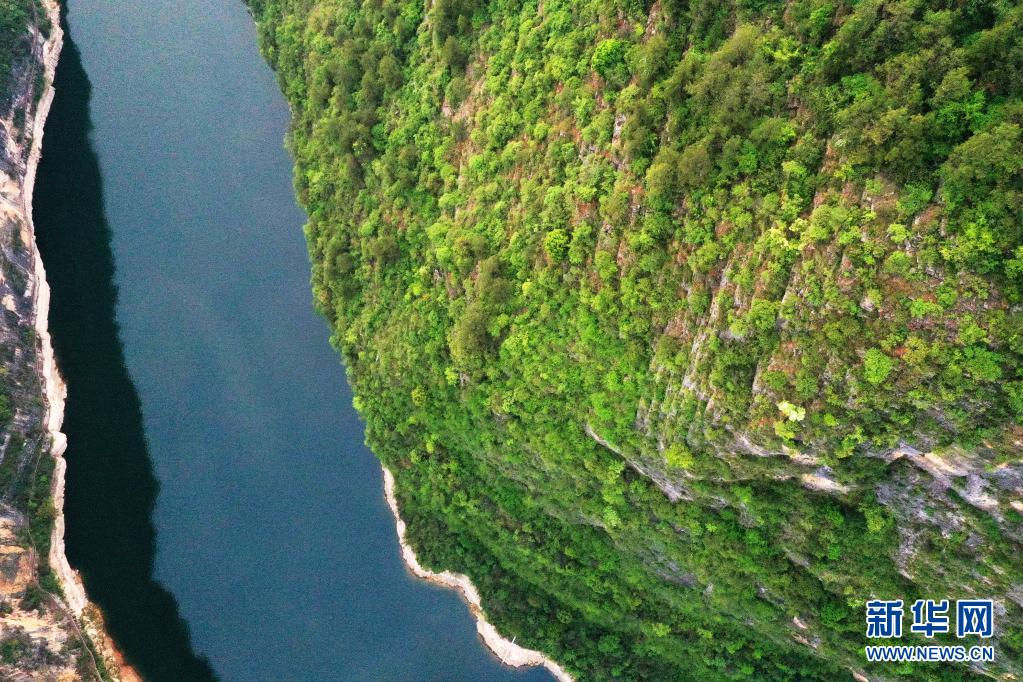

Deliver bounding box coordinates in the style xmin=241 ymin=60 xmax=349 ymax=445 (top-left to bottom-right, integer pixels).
xmin=23 ymin=2 xmax=139 ymax=679
xmin=24 ymin=0 xmax=89 ymax=619
xmin=381 ymin=466 xmax=573 ymax=682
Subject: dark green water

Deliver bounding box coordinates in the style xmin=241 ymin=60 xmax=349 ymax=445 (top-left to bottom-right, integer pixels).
xmin=32 ymin=2 xmax=549 ymax=681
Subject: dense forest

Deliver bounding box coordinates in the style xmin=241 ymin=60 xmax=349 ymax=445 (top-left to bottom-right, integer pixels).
xmin=0 ymin=0 xmax=29 ymax=80
xmin=247 ymin=0 xmax=1023 ymax=678
xmin=0 ymin=0 xmax=43 ymax=105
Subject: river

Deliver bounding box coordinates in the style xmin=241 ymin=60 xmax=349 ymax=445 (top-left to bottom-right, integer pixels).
xmin=31 ymin=1 xmax=550 ymax=680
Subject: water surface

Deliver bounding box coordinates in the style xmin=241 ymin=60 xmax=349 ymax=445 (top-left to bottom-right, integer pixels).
xmin=33 ymin=1 xmax=550 ymax=680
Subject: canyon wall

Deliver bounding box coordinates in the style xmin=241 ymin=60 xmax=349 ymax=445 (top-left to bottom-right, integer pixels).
xmin=0 ymin=1 xmax=128 ymax=679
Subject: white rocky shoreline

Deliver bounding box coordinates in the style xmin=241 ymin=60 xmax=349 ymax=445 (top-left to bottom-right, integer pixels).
xmin=21 ymin=4 xmax=566 ymax=679
xmin=20 ymin=0 xmax=135 ymax=677
xmin=382 ymin=466 xmax=574 ymax=682
xmin=22 ymin=0 xmax=89 ymax=620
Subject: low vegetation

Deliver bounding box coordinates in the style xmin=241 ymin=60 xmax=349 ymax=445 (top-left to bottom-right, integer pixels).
xmin=0 ymin=0 xmax=39 ymax=106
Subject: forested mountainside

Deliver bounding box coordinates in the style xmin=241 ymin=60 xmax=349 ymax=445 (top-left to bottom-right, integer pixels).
xmin=248 ymin=0 xmax=1023 ymax=678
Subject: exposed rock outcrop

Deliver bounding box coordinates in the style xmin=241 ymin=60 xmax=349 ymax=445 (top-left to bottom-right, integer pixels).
xmin=382 ymin=466 xmax=573 ymax=681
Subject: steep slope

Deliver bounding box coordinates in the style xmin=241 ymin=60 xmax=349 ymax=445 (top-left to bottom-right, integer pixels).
xmin=0 ymin=1 xmax=126 ymax=679
xmin=249 ymin=0 xmax=1023 ymax=678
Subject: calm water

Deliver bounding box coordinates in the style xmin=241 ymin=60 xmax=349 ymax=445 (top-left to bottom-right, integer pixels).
xmin=33 ymin=1 xmax=549 ymax=680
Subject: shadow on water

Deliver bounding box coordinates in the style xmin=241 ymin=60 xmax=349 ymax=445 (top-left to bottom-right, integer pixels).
xmin=31 ymin=9 xmax=216 ymax=682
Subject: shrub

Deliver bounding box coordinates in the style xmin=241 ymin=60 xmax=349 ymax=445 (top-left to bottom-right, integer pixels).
xmin=863 ymin=348 xmax=896 ymax=385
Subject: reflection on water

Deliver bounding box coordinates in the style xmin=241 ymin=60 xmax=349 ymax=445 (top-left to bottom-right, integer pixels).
xmin=35 ymin=0 xmax=550 ymax=679
xmin=33 ymin=8 xmax=216 ymax=680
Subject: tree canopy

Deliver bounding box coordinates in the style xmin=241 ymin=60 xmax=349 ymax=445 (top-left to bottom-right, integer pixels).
xmin=248 ymin=0 xmax=1023 ymax=677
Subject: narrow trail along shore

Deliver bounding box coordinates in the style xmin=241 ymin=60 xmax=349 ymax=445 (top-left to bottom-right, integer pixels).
xmin=382 ymin=466 xmax=573 ymax=682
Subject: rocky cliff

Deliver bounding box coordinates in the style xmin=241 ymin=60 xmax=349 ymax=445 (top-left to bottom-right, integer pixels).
xmin=0 ymin=1 xmax=127 ymax=679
